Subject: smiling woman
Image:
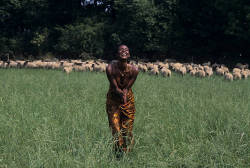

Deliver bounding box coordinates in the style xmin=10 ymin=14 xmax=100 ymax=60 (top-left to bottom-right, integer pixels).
xmin=106 ymin=45 xmax=139 ymax=154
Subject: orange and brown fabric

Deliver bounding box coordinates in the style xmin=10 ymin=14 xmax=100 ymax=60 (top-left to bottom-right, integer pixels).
xmin=106 ymin=88 xmax=135 ymax=152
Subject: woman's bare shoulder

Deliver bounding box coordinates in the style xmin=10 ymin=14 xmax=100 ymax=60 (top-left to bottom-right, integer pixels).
xmin=107 ymin=60 xmax=118 ymax=74
xmin=130 ymin=64 xmax=139 ymax=73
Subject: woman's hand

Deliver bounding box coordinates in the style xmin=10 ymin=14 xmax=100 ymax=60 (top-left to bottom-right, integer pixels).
xmin=116 ymin=88 xmax=124 ymax=99
xmin=123 ymin=88 xmax=128 ymax=104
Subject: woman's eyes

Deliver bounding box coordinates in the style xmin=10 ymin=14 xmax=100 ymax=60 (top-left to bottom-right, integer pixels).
xmin=119 ymin=49 xmax=128 ymax=52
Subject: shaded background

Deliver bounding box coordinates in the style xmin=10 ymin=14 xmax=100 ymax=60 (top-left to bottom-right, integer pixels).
xmin=1 ymin=0 xmax=250 ymax=66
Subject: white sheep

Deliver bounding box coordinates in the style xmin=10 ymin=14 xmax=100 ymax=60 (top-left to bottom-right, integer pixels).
xmin=157 ymin=62 xmax=169 ymax=69
xmin=204 ymin=66 xmax=211 ymax=72
xmin=146 ymin=63 xmax=155 ymax=70
xmin=241 ymin=70 xmax=248 ymax=79
xmin=0 ymin=61 xmax=7 ymax=68
xmin=171 ymin=63 xmax=182 ymax=72
xmin=197 ymin=65 xmax=204 ymax=71
xmin=246 ymin=69 xmax=250 ymax=76
xmin=161 ymin=68 xmax=171 ymax=77
xmin=51 ymin=62 xmax=61 ymax=69
xmin=225 ymin=72 xmax=233 ymax=81
xmin=138 ymin=64 xmax=148 ymax=72
xmin=16 ymin=60 xmax=27 ymax=68
xmin=233 ymin=68 xmax=241 ymax=74
xmin=179 ymin=66 xmax=187 ymax=76
xmin=221 ymin=66 xmax=229 ymax=73
xmin=85 ymin=64 xmax=94 ymax=71
xmin=32 ymin=60 xmax=43 ymax=68
xmin=163 ymin=63 xmax=169 ymax=69
xmin=63 ymin=66 xmax=73 ymax=74
xmin=71 ymin=59 xmax=82 ymax=64
xmin=190 ymin=69 xmax=197 ymax=76
xmin=197 ymin=70 xmax=206 ymax=78
xmin=149 ymin=67 xmax=159 ymax=75
xmin=26 ymin=62 xmax=38 ymax=68
xmin=186 ymin=65 xmax=193 ymax=72
xmin=216 ymin=68 xmax=224 ymax=76
xmin=93 ymin=63 xmax=106 ymax=72
xmin=206 ymin=69 xmax=213 ymax=77
xmin=73 ymin=65 xmax=85 ymax=72
xmin=8 ymin=61 xmax=18 ymax=68
xmin=63 ymin=62 xmax=74 ymax=67
xmin=233 ymin=72 xmax=241 ymax=80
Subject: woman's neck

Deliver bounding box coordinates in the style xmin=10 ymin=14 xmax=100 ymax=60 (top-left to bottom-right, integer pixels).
xmin=118 ymin=60 xmax=127 ymax=71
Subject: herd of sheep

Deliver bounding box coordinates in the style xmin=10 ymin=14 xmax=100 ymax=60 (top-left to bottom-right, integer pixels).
xmin=0 ymin=59 xmax=249 ymax=81
xmin=134 ymin=60 xmax=249 ymax=81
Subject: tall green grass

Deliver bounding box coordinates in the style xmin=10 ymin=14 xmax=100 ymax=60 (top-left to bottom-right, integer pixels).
xmin=0 ymin=69 xmax=249 ymax=167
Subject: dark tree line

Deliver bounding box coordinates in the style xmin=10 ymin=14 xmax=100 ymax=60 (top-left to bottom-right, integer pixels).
xmin=1 ymin=0 xmax=250 ymax=65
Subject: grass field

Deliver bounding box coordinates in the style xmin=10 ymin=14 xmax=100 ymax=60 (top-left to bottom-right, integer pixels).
xmin=0 ymin=68 xmax=249 ymax=168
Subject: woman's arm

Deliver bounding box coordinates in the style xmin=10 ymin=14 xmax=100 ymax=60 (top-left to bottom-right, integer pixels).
xmin=106 ymin=63 xmax=124 ymax=100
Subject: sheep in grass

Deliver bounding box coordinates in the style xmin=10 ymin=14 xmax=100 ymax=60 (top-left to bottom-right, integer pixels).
xmin=63 ymin=62 xmax=74 ymax=67
xmin=142 ymin=65 xmax=148 ymax=72
xmin=233 ymin=72 xmax=241 ymax=80
xmin=186 ymin=65 xmax=193 ymax=72
xmin=8 ymin=61 xmax=18 ymax=68
xmin=63 ymin=66 xmax=73 ymax=74
xmin=204 ymin=66 xmax=212 ymax=76
xmin=225 ymin=72 xmax=233 ymax=81
xmin=146 ymin=63 xmax=155 ymax=70
xmin=212 ymin=63 xmax=220 ymax=70
xmin=53 ymin=62 xmax=61 ymax=69
xmin=138 ymin=64 xmax=148 ymax=72
xmin=233 ymin=68 xmax=241 ymax=74
xmin=100 ymin=64 xmax=107 ymax=72
xmin=149 ymin=67 xmax=159 ymax=75
xmin=163 ymin=63 xmax=169 ymax=69
xmin=32 ymin=60 xmax=42 ymax=68
xmin=93 ymin=64 xmax=106 ymax=72
xmin=42 ymin=62 xmax=52 ymax=69
xmin=161 ymin=68 xmax=171 ymax=77
xmin=204 ymin=66 xmax=211 ymax=72
xmin=93 ymin=64 xmax=101 ymax=72
xmin=241 ymin=70 xmax=248 ymax=79
xmin=197 ymin=65 xmax=204 ymax=71
xmin=26 ymin=62 xmax=38 ymax=69
xmin=206 ymin=69 xmax=213 ymax=77
xmin=0 ymin=61 xmax=7 ymax=68
xmin=216 ymin=67 xmax=224 ymax=76
xmin=197 ymin=70 xmax=206 ymax=78
xmin=179 ymin=66 xmax=187 ymax=76
xmin=221 ymin=66 xmax=229 ymax=73
xmin=46 ymin=62 xmax=55 ymax=69
xmin=85 ymin=64 xmax=94 ymax=71
xmin=45 ymin=62 xmax=60 ymax=69
xmin=157 ymin=62 xmax=169 ymax=69
xmin=246 ymin=69 xmax=250 ymax=76
xmin=15 ymin=60 xmax=27 ymax=68
xmin=73 ymin=65 xmax=86 ymax=72
xmin=171 ymin=63 xmax=182 ymax=72
xmin=71 ymin=60 xmax=82 ymax=64
xmin=190 ymin=69 xmax=197 ymax=76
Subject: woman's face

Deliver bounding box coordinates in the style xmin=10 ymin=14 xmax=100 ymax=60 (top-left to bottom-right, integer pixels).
xmin=118 ymin=45 xmax=130 ymax=60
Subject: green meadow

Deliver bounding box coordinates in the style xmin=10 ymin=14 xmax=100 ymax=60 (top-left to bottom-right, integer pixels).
xmin=0 ymin=68 xmax=249 ymax=168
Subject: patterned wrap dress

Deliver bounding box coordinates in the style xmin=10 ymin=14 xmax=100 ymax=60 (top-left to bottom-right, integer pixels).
xmin=106 ymin=69 xmax=136 ymax=152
